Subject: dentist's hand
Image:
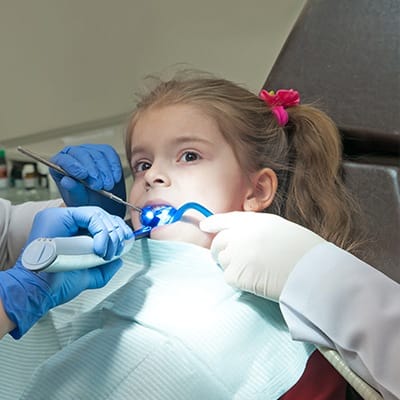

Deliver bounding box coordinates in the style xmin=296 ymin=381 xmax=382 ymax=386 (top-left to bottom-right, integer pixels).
xmin=200 ymin=212 xmax=325 ymax=301
xmin=0 ymin=206 xmax=133 ymax=339
xmin=50 ymin=144 xmax=127 ymax=218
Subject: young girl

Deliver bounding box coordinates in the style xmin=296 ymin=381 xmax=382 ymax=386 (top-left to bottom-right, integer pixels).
xmin=123 ymin=72 xmax=363 ymax=398
xmin=0 ymin=73 xmax=361 ymax=400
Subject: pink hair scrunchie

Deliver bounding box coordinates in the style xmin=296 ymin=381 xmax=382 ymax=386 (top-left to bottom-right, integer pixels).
xmin=259 ymin=89 xmax=300 ymax=127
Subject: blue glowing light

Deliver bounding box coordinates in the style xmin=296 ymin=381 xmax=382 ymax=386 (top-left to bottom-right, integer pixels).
xmin=140 ymin=205 xmax=177 ymax=227
xmin=135 ymin=202 xmax=213 ymax=239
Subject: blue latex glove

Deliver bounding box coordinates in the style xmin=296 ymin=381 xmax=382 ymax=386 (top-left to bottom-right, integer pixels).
xmin=50 ymin=144 xmax=127 ymax=218
xmin=0 ymin=206 xmax=133 ymax=339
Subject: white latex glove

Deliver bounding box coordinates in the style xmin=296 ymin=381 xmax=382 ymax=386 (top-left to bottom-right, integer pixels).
xmin=200 ymin=211 xmax=325 ymax=301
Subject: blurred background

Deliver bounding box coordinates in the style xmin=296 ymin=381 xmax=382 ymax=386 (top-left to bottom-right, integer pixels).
xmin=0 ymin=1 xmax=305 ymax=203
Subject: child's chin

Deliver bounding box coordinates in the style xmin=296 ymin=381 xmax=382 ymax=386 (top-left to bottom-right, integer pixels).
xmin=150 ymin=222 xmax=211 ymax=248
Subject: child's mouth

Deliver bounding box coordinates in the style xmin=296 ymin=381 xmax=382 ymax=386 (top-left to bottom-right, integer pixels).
xmin=140 ymin=205 xmax=177 ymax=228
xmin=139 ymin=202 xmax=213 ymax=231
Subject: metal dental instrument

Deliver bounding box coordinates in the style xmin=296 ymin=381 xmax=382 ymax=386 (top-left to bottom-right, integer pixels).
xmin=17 ymin=146 xmax=142 ymax=213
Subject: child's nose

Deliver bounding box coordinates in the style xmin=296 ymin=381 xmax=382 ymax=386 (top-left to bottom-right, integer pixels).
xmin=144 ymin=165 xmax=170 ymax=188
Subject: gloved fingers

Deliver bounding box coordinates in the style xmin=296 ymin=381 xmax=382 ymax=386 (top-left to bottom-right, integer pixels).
xmin=28 ymin=207 xmax=78 ymax=241
xmin=113 ymin=215 xmax=134 ymax=241
xmin=200 ymin=211 xmax=256 ymax=233
xmin=223 ymin=265 xmax=240 ymax=289
xmin=68 ymin=207 xmax=131 ymax=260
xmin=209 ymin=229 xmax=233 ymax=265
xmin=223 ymin=265 xmax=258 ymax=296
xmin=82 ymin=144 xmax=123 ymax=184
xmin=76 ymin=144 xmax=123 ymax=191
xmin=54 ymin=145 xmax=120 ymax=191
xmin=60 ymin=146 xmax=110 ymax=191
xmin=41 ymin=258 xmax=123 ymax=307
xmin=48 ymin=165 xmax=65 ymax=183
xmin=83 ymin=259 xmax=123 ymax=290
xmin=222 ymin=248 xmax=260 ymax=295
xmin=222 ymin=256 xmax=250 ymax=291
xmin=216 ymin=249 xmax=231 ymax=270
xmin=200 ymin=213 xmax=234 ymax=233
xmin=79 ymin=146 xmax=117 ymax=191
xmin=57 ymin=176 xmax=89 ymax=206
xmin=92 ymin=213 xmax=127 ymax=260
xmin=50 ymin=145 xmax=126 ymax=215
xmin=108 ymin=215 xmax=134 ymax=256
xmin=57 ymin=176 xmax=81 ymax=191
xmin=50 ymin=151 xmax=90 ymax=180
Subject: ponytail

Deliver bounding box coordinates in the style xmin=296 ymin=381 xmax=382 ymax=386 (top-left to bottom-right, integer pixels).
xmin=281 ymin=105 xmax=364 ymax=253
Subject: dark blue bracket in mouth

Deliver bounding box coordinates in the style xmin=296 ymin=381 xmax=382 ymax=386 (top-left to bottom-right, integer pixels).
xmin=133 ymin=202 xmax=213 ymax=240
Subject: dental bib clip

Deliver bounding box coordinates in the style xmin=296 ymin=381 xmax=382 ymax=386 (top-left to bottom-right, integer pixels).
xmin=22 ymin=202 xmax=213 ymax=272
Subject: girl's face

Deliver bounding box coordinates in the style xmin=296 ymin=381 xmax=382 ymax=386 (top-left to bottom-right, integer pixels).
xmin=128 ymin=104 xmax=254 ymax=248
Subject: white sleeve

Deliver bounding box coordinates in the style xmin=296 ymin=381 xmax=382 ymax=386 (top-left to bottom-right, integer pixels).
xmin=279 ymin=242 xmax=400 ymax=400
xmin=0 ymin=198 xmax=63 ymax=269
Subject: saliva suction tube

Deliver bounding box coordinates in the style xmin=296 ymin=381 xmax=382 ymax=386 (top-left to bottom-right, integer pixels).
xmin=133 ymin=202 xmax=213 ymax=239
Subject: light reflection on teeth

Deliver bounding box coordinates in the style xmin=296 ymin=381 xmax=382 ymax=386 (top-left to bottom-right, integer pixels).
xmin=151 ymin=205 xmax=168 ymax=210
xmin=154 ymin=207 xmax=176 ymax=225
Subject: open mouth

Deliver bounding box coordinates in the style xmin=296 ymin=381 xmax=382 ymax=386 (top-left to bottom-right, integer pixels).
xmin=140 ymin=204 xmax=177 ymax=228
xmin=139 ymin=202 xmax=213 ymax=230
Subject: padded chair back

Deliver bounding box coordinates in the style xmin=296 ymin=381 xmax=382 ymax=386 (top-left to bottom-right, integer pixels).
xmin=343 ymin=159 xmax=400 ymax=282
xmin=264 ymin=0 xmax=400 ymax=282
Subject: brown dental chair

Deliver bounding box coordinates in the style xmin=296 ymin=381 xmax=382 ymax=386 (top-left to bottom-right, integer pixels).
xmin=264 ymin=0 xmax=399 ymax=398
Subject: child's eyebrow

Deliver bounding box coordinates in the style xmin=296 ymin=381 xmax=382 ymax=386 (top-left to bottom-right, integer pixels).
xmin=130 ymin=135 xmax=213 ymax=159
xmin=171 ymin=135 xmax=213 ymax=147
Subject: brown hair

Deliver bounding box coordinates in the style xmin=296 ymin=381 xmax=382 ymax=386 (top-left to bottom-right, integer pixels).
xmin=126 ymin=72 xmax=363 ymax=253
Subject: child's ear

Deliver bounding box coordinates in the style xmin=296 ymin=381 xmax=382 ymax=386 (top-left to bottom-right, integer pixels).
xmin=243 ymin=168 xmax=278 ymax=211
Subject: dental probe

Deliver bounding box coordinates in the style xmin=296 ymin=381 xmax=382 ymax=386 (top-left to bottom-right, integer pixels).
xmin=17 ymin=146 xmax=142 ymax=213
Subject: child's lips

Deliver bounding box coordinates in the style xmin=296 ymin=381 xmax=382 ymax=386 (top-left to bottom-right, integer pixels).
xmin=143 ymin=200 xmax=173 ymax=209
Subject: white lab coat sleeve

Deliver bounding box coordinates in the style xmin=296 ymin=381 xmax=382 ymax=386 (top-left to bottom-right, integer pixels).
xmin=279 ymin=242 xmax=400 ymax=400
xmin=0 ymin=198 xmax=63 ymax=270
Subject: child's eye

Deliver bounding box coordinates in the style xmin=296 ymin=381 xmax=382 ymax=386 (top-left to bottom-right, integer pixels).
xmin=179 ymin=151 xmax=200 ymax=163
xmin=133 ymin=161 xmax=152 ymax=173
